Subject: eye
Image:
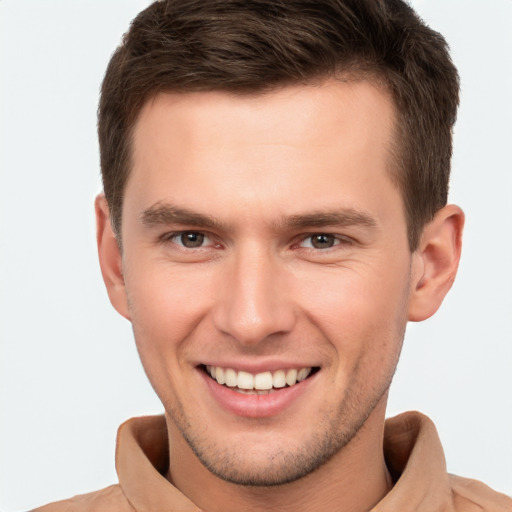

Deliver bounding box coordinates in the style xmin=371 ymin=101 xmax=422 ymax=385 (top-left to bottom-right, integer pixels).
xmin=170 ymin=231 xmax=211 ymax=248
xmin=299 ymin=234 xmax=342 ymax=249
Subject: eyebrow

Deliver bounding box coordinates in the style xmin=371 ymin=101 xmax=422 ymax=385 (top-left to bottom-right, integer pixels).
xmin=140 ymin=203 xmax=227 ymax=231
xmin=140 ymin=202 xmax=377 ymax=232
xmin=281 ymin=210 xmax=378 ymax=231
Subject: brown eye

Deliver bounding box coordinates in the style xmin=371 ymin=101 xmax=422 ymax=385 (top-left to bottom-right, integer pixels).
xmin=180 ymin=232 xmax=205 ymax=248
xmin=309 ymin=234 xmax=337 ymax=249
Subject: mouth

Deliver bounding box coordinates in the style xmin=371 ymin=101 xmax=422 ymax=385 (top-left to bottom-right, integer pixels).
xmin=202 ymin=365 xmax=319 ymax=395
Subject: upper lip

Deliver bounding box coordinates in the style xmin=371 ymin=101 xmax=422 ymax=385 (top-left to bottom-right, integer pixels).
xmin=198 ymin=360 xmax=320 ymax=373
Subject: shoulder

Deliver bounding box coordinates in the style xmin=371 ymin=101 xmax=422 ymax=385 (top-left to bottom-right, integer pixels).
xmin=450 ymin=474 xmax=512 ymax=512
xmin=30 ymin=484 xmax=135 ymax=512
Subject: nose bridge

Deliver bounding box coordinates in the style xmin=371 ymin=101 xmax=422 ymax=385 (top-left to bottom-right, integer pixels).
xmin=213 ymin=241 xmax=295 ymax=345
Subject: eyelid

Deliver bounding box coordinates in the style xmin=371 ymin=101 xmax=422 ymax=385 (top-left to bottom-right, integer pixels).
xmin=295 ymin=233 xmax=354 ymax=249
xmin=158 ymin=230 xmax=354 ymax=250
xmin=160 ymin=230 xmax=216 ymax=248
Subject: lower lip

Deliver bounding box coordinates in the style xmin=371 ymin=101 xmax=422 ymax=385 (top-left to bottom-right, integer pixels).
xmin=200 ymin=369 xmax=316 ymax=418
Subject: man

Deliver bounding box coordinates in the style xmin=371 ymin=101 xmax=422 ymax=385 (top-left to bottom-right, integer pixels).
xmin=33 ymin=0 xmax=511 ymax=510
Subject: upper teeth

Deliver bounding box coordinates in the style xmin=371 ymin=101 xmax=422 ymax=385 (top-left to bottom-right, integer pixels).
xmin=206 ymin=366 xmax=312 ymax=390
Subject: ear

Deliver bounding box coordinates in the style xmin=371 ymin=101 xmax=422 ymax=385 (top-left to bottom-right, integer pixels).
xmin=95 ymin=194 xmax=131 ymax=320
xmin=408 ymin=204 xmax=465 ymax=322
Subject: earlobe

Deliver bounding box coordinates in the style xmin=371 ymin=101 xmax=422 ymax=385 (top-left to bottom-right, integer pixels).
xmin=95 ymin=194 xmax=131 ymax=320
xmin=408 ymin=204 xmax=465 ymax=322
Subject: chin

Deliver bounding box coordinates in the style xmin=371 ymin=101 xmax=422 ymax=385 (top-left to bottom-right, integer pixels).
xmin=173 ymin=396 xmax=378 ymax=487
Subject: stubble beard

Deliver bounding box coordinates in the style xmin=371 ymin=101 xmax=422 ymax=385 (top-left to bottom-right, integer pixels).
xmin=165 ymin=360 xmax=399 ymax=487
xmin=163 ymin=308 xmax=408 ymax=487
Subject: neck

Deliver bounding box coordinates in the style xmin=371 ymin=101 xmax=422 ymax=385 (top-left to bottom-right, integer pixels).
xmin=167 ymin=400 xmax=392 ymax=512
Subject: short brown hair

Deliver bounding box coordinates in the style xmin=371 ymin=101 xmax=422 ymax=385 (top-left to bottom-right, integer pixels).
xmin=98 ymin=0 xmax=459 ymax=250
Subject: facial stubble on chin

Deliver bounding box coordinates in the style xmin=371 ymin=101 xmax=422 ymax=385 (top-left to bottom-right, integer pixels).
xmin=164 ymin=351 xmax=402 ymax=488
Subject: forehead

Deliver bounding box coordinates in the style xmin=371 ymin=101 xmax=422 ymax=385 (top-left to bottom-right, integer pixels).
xmin=126 ymin=80 xmax=400 ymax=228
xmin=133 ymin=79 xmax=395 ymax=155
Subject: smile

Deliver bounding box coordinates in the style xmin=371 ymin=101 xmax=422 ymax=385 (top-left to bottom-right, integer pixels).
xmin=205 ymin=365 xmax=314 ymax=394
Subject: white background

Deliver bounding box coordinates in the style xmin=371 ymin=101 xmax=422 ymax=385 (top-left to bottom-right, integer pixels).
xmin=1 ymin=1 xmax=511 ymax=510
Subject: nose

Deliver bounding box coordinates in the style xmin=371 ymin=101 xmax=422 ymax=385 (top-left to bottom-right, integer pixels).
xmin=212 ymin=244 xmax=296 ymax=346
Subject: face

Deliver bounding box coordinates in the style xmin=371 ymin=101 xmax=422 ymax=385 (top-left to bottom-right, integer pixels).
xmin=117 ymin=81 xmax=417 ymax=485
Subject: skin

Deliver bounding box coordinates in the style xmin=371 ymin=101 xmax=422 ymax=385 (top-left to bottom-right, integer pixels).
xmin=96 ymin=80 xmax=464 ymax=512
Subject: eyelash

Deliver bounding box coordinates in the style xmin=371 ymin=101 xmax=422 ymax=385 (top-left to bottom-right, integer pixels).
xmin=160 ymin=231 xmax=217 ymax=249
xmin=160 ymin=231 xmax=353 ymax=251
xmin=295 ymin=233 xmax=353 ymax=250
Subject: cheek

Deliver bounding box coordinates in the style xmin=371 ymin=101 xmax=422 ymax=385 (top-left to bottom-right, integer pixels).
xmin=295 ymin=260 xmax=411 ymax=362
xmin=130 ymin=255 xmax=214 ymax=309
xmin=124 ymin=262 xmax=215 ymax=363
xmin=124 ymin=270 xmax=207 ymax=411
